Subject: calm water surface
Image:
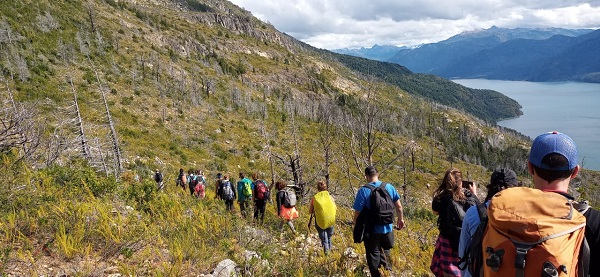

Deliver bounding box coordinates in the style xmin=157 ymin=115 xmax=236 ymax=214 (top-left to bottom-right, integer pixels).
xmin=453 ymin=79 xmax=600 ymax=171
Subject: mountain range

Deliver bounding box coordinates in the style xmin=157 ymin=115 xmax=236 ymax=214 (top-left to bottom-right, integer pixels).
xmin=335 ymin=26 xmax=600 ymax=83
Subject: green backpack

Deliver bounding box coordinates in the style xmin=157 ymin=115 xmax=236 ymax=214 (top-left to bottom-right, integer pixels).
xmin=242 ymin=180 xmax=252 ymax=197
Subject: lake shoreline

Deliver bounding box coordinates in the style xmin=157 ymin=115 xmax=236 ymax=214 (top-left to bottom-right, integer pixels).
xmin=454 ymin=78 xmax=600 ymax=171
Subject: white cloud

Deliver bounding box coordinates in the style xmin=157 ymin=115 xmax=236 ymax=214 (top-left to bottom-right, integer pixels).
xmin=229 ymin=0 xmax=600 ymax=49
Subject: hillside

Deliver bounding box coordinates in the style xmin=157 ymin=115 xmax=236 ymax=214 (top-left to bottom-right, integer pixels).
xmin=1 ymin=0 xmax=599 ymax=276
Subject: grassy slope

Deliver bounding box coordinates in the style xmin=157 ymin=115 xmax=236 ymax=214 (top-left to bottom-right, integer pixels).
xmin=1 ymin=0 xmax=599 ymax=276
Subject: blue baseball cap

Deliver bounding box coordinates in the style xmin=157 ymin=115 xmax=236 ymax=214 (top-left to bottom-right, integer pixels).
xmin=529 ymin=131 xmax=578 ymax=170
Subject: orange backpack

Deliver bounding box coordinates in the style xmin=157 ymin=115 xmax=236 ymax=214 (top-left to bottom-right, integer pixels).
xmin=482 ymin=187 xmax=587 ymax=277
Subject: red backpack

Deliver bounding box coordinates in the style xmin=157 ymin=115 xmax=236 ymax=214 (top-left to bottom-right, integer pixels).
xmin=255 ymin=180 xmax=270 ymax=201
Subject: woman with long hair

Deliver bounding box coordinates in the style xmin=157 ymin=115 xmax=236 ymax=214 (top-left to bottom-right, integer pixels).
xmin=275 ymin=180 xmax=299 ymax=233
xmin=430 ymin=168 xmax=479 ymax=277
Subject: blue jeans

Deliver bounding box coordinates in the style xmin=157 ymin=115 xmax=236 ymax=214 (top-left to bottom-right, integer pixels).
xmin=315 ymin=224 xmax=334 ymax=254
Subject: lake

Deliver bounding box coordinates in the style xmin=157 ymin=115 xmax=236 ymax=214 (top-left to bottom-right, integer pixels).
xmin=453 ymin=79 xmax=600 ymax=171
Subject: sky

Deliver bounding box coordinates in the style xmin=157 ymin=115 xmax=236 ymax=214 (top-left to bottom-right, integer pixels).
xmin=228 ymin=0 xmax=600 ymax=50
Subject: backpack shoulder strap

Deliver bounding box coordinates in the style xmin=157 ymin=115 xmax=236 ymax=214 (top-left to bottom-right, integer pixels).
xmin=476 ymin=202 xmax=488 ymax=222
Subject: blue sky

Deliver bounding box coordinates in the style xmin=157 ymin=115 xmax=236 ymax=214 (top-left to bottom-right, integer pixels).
xmin=228 ymin=0 xmax=600 ymax=49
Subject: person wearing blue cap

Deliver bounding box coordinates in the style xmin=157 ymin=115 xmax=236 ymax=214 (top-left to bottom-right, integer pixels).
xmin=527 ymin=131 xmax=600 ymax=276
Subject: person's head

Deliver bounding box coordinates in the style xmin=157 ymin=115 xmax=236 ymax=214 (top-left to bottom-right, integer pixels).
xmin=486 ymin=168 xmax=519 ymax=202
xmin=252 ymin=172 xmax=259 ymax=181
xmin=224 ymin=173 xmax=230 ymax=180
xmin=217 ymin=172 xmax=223 ymax=179
xmin=179 ymin=168 xmax=184 ymax=173
xmin=188 ymin=169 xmax=193 ymax=175
xmin=433 ymin=168 xmax=463 ymax=200
xmin=155 ymin=169 xmax=160 ymax=173
xmin=316 ymin=180 xmax=327 ymax=191
xmin=528 ymin=131 xmax=579 ymax=189
xmin=275 ymin=180 xmax=287 ymax=190
xmin=364 ymin=166 xmax=379 ymax=182
xmin=239 ymin=172 xmax=245 ymax=179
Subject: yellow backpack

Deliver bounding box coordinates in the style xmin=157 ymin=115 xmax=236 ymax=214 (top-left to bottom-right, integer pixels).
xmin=482 ymin=187 xmax=587 ymax=277
xmin=313 ymin=191 xmax=336 ymax=229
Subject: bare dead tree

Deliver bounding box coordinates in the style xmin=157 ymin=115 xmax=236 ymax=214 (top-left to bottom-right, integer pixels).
xmin=67 ymin=76 xmax=92 ymax=160
xmin=87 ymin=56 xmax=123 ymax=177
xmin=85 ymin=1 xmax=97 ymax=33
xmin=345 ymin=84 xmax=384 ymax=172
xmin=36 ymin=11 xmax=60 ymax=33
xmin=316 ymin=100 xmax=338 ymax=186
xmin=0 ymin=103 xmax=42 ymax=161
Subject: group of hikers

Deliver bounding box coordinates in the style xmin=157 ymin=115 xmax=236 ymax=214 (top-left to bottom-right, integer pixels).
xmin=167 ymin=169 xmax=339 ymax=255
xmin=428 ymin=131 xmax=600 ymax=277
xmin=152 ymin=130 xmax=599 ymax=277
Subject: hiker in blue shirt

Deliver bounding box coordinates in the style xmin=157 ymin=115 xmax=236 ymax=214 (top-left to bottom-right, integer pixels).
xmin=353 ymin=166 xmax=405 ymax=277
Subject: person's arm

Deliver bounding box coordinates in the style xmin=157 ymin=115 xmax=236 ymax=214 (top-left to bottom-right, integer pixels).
xmin=276 ymin=191 xmax=282 ymax=216
xmin=432 ymin=196 xmax=441 ymax=215
xmin=353 ymin=210 xmax=360 ymax=226
xmin=308 ymin=198 xmax=314 ymax=214
xmin=395 ymin=200 xmax=405 ymax=229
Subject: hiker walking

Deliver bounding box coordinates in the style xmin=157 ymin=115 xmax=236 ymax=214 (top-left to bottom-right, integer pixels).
xmin=309 ymin=180 xmax=336 ymax=255
xmin=252 ymin=172 xmax=270 ymax=225
xmin=430 ymin=168 xmax=479 ymax=277
xmin=237 ymin=172 xmax=253 ymax=218
xmin=154 ymin=169 xmax=164 ymax=191
xmin=215 ymin=173 xmax=224 ymax=199
xmin=218 ymin=174 xmax=236 ymax=211
xmin=275 ymin=180 xmax=299 ymax=233
xmin=176 ymin=168 xmax=187 ymax=190
xmin=458 ymin=168 xmax=520 ymax=277
xmin=192 ymin=170 xmax=207 ymax=199
xmin=475 ymin=132 xmax=599 ymax=276
xmin=187 ymin=170 xmax=195 ymax=195
xmin=352 ymin=166 xmax=405 ymax=277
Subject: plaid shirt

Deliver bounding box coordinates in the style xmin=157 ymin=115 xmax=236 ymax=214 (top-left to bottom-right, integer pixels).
xmin=431 ymin=235 xmax=462 ymax=277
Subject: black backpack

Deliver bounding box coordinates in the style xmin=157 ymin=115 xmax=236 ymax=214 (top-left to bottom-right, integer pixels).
xmin=155 ymin=172 xmax=163 ymax=183
xmin=220 ymin=180 xmax=235 ymax=201
xmin=458 ymin=203 xmax=488 ymax=276
xmin=364 ymin=183 xmax=395 ymax=225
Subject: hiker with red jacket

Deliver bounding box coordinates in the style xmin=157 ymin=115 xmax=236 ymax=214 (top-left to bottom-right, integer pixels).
xmin=251 ymin=172 xmax=270 ymax=225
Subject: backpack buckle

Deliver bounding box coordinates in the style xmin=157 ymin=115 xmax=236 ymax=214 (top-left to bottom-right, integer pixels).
xmin=485 ymin=247 xmax=504 ymax=272
xmin=514 ymin=246 xmax=529 ymax=269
